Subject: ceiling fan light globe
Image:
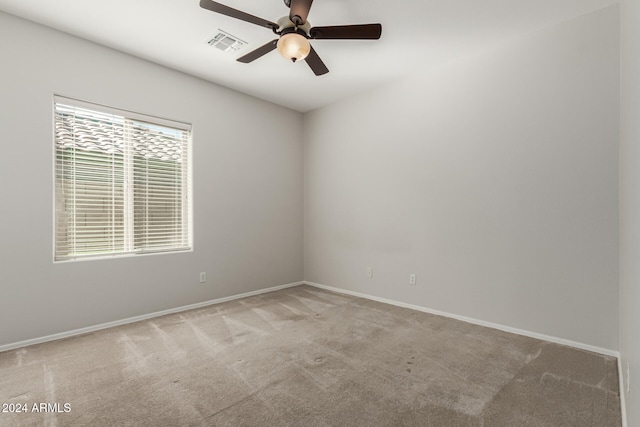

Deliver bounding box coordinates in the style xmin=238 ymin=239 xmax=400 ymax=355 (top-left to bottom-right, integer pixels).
xmin=277 ymin=33 xmax=310 ymax=62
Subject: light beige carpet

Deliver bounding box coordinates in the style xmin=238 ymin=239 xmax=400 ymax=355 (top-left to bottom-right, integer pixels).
xmin=0 ymin=285 xmax=621 ymax=426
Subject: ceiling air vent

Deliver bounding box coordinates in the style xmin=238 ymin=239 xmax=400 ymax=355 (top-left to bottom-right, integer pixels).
xmin=207 ymin=31 xmax=247 ymax=53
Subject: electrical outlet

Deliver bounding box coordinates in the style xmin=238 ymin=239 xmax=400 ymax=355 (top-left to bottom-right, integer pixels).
xmin=409 ymin=274 xmax=417 ymax=285
xmin=367 ymin=268 xmax=373 ymax=279
xmin=199 ymin=272 xmax=207 ymax=283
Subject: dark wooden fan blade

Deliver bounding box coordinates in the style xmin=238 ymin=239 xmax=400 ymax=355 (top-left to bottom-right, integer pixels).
xmin=237 ymin=39 xmax=279 ymax=63
xmin=305 ymin=45 xmax=329 ymax=76
xmin=310 ymin=24 xmax=382 ymax=40
xmin=289 ymin=0 xmax=313 ymax=25
xmin=200 ymin=0 xmax=278 ymax=31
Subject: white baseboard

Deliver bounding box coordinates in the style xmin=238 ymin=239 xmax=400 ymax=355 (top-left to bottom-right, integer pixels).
xmin=1 ymin=279 xmax=620 ymax=361
xmin=619 ymin=357 xmax=628 ymax=427
xmin=304 ymin=281 xmax=620 ymax=358
xmin=0 ymin=281 xmax=304 ymax=354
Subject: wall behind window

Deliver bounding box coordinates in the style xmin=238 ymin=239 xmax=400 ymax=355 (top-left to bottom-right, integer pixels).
xmin=0 ymin=11 xmax=303 ymax=346
xmin=303 ymin=6 xmax=619 ymax=351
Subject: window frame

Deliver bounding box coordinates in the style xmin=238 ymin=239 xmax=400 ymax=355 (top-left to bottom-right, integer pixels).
xmin=52 ymin=95 xmax=193 ymax=263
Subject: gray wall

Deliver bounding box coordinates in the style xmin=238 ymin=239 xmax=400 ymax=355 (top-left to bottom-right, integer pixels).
xmin=0 ymin=4 xmax=623 ymax=364
xmin=303 ymin=6 xmax=619 ymax=352
xmin=619 ymin=0 xmax=640 ymax=423
xmin=0 ymin=12 xmax=303 ymax=347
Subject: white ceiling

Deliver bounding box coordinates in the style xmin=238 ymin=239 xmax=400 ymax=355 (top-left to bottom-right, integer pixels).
xmin=0 ymin=0 xmax=618 ymax=112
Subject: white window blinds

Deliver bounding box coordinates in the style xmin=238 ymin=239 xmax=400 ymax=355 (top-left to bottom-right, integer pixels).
xmin=54 ymin=97 xmax=192 ymax=261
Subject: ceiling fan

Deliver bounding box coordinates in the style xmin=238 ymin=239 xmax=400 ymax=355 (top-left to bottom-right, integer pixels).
xmin=199 ymin=0 xmax=382 ymax=76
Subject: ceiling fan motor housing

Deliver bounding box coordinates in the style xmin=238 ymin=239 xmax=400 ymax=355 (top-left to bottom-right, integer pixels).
xmin=276 ymin=16 xmax=311 ymax=36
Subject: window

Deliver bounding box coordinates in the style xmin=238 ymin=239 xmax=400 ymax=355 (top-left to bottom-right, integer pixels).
xmin=54 ymin=96 xmax=192 ymax=261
